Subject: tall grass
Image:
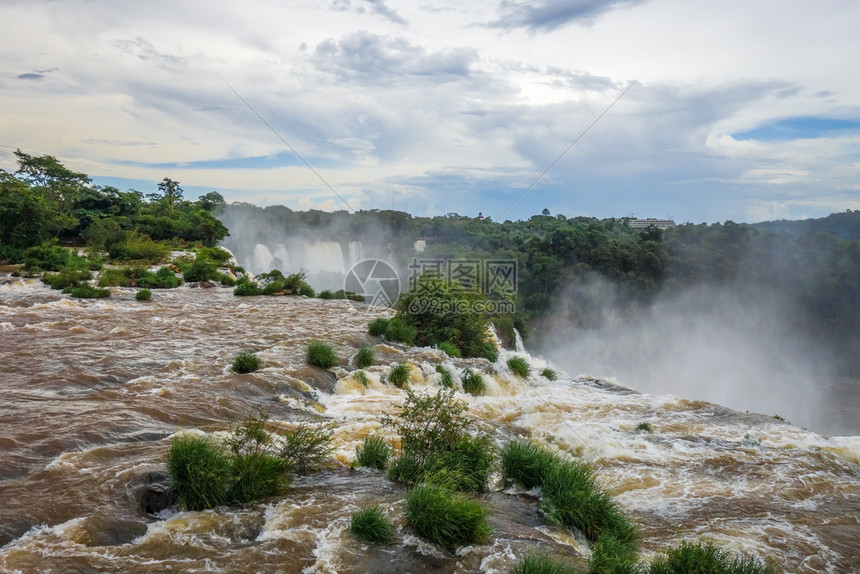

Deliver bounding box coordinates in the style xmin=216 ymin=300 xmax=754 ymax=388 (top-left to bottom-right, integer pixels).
xmin=646 ymin=540 xmax=772 ymax=574
xmin=514 ymin=555 xmax=579 ymax=574
xmin=166 ymin=435 xmax=233 ymax=511
xmin=436 ymin=364 xmax=454 ymax=388
xmin=279 ymin=424 xmax=334 ymax=472
xmin=355 ymin=435 xmax=390 ymax=470
xmin=404 ymin=484 xmax=492 ymax=551
xmin=354 ymin=346 xmax=374 ymax=369
xmin=437 ymin=341 xmax=461 ymax=358
xmin=541 ymin=368 xmax=557 ymax=381
xmin=387 ymin=363 xmax=410 ymax=388
xmin=507 ymin=356 xmax=530 ymax=378
xmin=368 ymin=317 xmax=390 ymax=337
xmin=423 ymin=433 xmax=496 ymax=493
xmin=500 ymin=441 xmax=557 ymax=489
xmin=136 ymin=288 xmax=152 ymax=301
xmin=461 ymin=368 xmax=485 ymax=395
xmin=350 ymin=505 xmax=395 ymax=544
xmin=306 ymin=340 xmax=338 ymax=369
xmin=229 ymin=453 xmax=292 ymax=502
xmin=232 ymin=352 xmax=262 ymax=374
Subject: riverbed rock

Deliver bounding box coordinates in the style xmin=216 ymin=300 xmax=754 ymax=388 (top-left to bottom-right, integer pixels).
xmin=135 ymin=470 xmax=177 ymax=515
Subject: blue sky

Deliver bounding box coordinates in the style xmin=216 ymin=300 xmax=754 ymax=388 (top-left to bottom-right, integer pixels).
xmin=1 ymin=0 xmax=859 ymax=223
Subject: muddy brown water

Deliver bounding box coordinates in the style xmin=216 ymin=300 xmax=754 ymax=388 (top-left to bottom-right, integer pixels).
xmin=0 ymin=277 xmax=858 ymax=573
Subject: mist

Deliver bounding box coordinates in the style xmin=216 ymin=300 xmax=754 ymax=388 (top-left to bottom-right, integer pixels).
xmin=535 ymin=277 xmax=846 ymax=435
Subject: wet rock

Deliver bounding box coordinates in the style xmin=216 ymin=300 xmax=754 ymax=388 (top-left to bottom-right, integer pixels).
xmin=78 ymin=515 xmax=148 ymax=547
xmin=135 ymin=470 xmax=177 ymax=515
xmin=294 ymin=365 xmax=338 ymax=393
xmin=189 ymin=281 xmax=217 ymax=289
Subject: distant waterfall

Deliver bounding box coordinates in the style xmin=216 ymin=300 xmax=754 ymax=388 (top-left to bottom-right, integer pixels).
xmin=252 ymin=244 xmax=274 ymax=274
xmin=514 ymin=328 xmax=526 ymax=354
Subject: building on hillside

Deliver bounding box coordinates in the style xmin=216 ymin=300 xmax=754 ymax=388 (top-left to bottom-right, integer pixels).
xmin=624 ymin=217 xmax=676 ymax=229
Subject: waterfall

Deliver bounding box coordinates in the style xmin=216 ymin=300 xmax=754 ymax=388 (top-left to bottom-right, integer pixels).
xmin=252 ymin=244 xmax=274 ymax=275
xmin=514 ymin=328 xmax=526 ymax=354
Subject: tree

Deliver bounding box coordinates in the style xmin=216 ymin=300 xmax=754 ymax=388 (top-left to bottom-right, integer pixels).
xmin=541 ymin=208 xmax=551 ymax=216
xmin=156 ymin=177 xmax=183 ymax=214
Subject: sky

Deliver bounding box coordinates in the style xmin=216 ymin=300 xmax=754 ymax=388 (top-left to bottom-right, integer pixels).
xmin=1 ymin=0 xmax=859 ymax=223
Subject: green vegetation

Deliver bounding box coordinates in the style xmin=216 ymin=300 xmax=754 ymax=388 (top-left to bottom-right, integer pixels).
xmin=437 ymin=341 xmax=461 ymax=358
xmin=514 ymin=555 xmax=579 ymax=574
xmin=380 ymin=316 xmax=417 ymax=345
xmin=541 ymin=368 xmax=557 ymax=381
xmin=136 ymin=288 xmax=152 ymax=301
xmin=41 ymin=268 xmax=92 ymax=290
xmin=404 ymin=484 xmax=492 ymax=551
xmin=279 ymin=423 xmax=334 ymax=472
xmin=355 ymin=436 xmax=391 ymax=470
xmin=232 ymin=352 xmax=262 ymax=374
xmin=353 ymin=370 xmax=369 ymax=387
xmin=233 ymin=277 xmax=261 ymax=296
xmin=645 ymin=540 xmax=772 ymax=574
xmin=226 ymin=414 xmax=292 ymax=503
xmin=368 ymin=317 xmax=390 ymax=337
xmin=387 ymin=362 xmax=410 ymax=388
xmin=500 ymin=440 xmax=557 ymax=490
xmin=507 ymin=357 xmax=530 ymax=378
xmin=354 ymin=346 xmax=374 ymax=369
xmin=306 ymin=340 xmax=338 ymax=369
xmin=97 ymin=266 xmax=182 ymax=289
xmin=70 ymin=284 xmax=111 ymax=299
xmin=422 ymin=433 xmax=496 ymax=493
xmin=636 ymin=422 xmax=653 ymax=432
xmin=436 ymin=364 xmax=454 ymax=388
xmin=393 ymin=273 xmax=501 ymax=360
xmin=166 ymin=435 xmax=233 ymax=511
xmin=461 ymin=368 xmax=486 ymax=395
xmin=350 ymin=505 xmax=395 ymax=544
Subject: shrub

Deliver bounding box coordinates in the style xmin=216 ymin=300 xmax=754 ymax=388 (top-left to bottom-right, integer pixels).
xmin=42 ymin=268 xmax=92 ymax=290
xmin=318 ymin=289 xmax=335 ymax=299
xmin=107 ymin=236 xmax=169 ymax=263
xmin=279 ymin=424 xmax=334 ymax=473
xmin=196 ymin=247 xmax=232 ymax=265
xmin=438 ymin=341 xmax=461 ymax=358
xmin=217 ymin=272 xmax=236 ymax=286
xmin=23 ymin=245 xmax=86 ymax=271
xmin=368 ymin=317 xmax=390 ymax=337
xmin=387 ymin=363 xmax=410 ymax=388
xmin=507 ymin=357 xmax=530 ymax=378
xmin=70 ymin=285 xmax=111 ymax=299
xmin=461 ymin=368 xmax=486 ymax=395
xmin=234 ymin=278 xmax=260 ymax=296
xmin=350 ymin=505 xmax=395 ymax=544
xmin=646 ymin=540 xmax=772 ymax=574
xmin=541 ymin=368 xmax=557 ymax=381
xmin=355 ymin=436 xmax=391 ymax=470
xmin=307 ymin=340 xmax=338 ymax=369
xmin=136 ymin=288 xmax=152 ymax=301
xmin=232 ymin=352 xmax=262 ymax=374
xmin=436 ymin=364 xmax=454 ymax=388
xmin=380 ymin=388 xmax=471 ymax=467
xmin=404 ymin=484 xmax=492 ymax=551
xmin=636 ymin=422 xmax=653 ymax=432
xmin=97 ymin=267 xmax=134 ymax=287
xmin=166 ymin=435 xmax=233 ymax=511
xmin=136 ymin=266 xmax=183 ymax=289
xmin=297 ymin=284 xmax=315 ymax=297
xmin=354 ymin=370 xmax=369 ymax=387
xmin=500 ymin=441 xmax=557 ymax=490
xmin=514 ymin=555 xmax=579 ymax=574
xmin=354 ymin=346 xmax=374 ymax=369
xmin=384 ymin=317 xmax=416 ymax=345
xmin=183 ymin=256 xmax=219 ymax=282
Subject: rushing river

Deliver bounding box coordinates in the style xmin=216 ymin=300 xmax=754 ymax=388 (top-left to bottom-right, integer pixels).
xmin=1 ymin=274 xmax=858 ymax=573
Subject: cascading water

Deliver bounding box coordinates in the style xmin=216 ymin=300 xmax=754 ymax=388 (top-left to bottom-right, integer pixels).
xmin=1 ymin=272 xmax=858 ymax=573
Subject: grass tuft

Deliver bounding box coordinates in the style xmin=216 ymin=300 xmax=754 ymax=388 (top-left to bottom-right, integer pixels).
xmin=232 ymin=351 xmax=262 ymax=374
xmin=507 ymin=356 xmax=530 ymax=378
xmin=514 ymin=555 xmax=579 ymax=574
xmin=350 ymin=505 xmax=395 ymax=544
xmin=636 ymin=422 xmax=653 ymax=432
xmin=500 ymin=440 xmax=558 ymax=489
xmin=436 ymin=364 xmax=454 ymax=388
xmin=541 ymin=368 xmax=557 ymax=381
xmin=461 ymin=368 xmax=485 ymax=395
xmin=166 ymin=435 xmax=233 ymax=511
xmin=136 ymin=288 xmax=152 ymax=301
xmin=646 ymin=540 xmax=772 ymax=574
xmin=353 ymin=370 xmax=369 ymax=387
xmin=229 ymin=452 xmax=292 ymax=503
xmin=355 ymin=435 xmax=391 ymax=470
xmin=368 ymin=317 xmax=390 ymax=337
xmin=354 ymin=346 xmax=374 ymax=369
xmin=69 ymin=284 xmax=111 ymax=299
xmin=306 ymin=340 xmax=338 ymax=369
xmin=388 ymin=362 xmax=410 ymax=388
xmin=404 ymin=484 xmax=492 ymax=551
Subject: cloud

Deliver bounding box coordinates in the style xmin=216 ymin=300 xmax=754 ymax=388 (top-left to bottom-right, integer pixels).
xmin=313 ymin=31 xmax=478 ymax=80
xmin=486 ymin=0 xmax=649 ymax=32
xmin=16 ymin=73 xmax=45 ymax=80
xmin=331 ymin=0 xmax=407 ymax=25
